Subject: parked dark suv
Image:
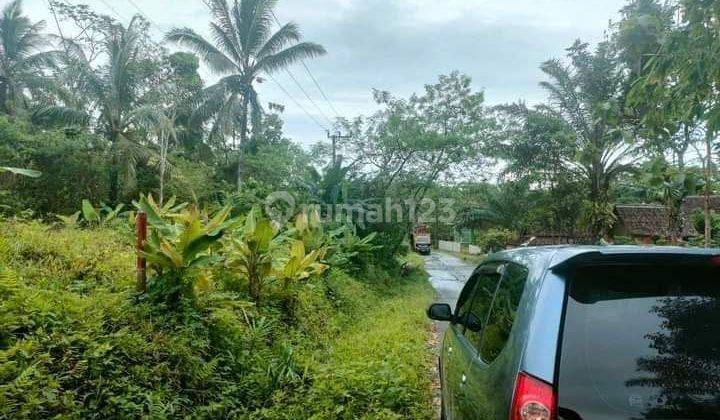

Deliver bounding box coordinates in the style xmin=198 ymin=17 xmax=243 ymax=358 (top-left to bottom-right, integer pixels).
xmin=427 ymin=246 xmax=720 ymax=420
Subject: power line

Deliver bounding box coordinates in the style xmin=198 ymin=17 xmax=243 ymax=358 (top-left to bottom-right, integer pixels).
xmin=124 ymin=0 xmax=172 ymax=32
xmin=270 ymin=10 xmax=342 ymax=122
xmin=301 ymin=61 xmax=343 ymax=119
xmin=126 ymin=0 xmax=154 ymax=23
xmin=283 ymin=68 xmax=334 ymax=127
xmin=267 ymin=74 xmax=329 ymax=132
xmin=97 ymin=0 xmax=127 ymax=21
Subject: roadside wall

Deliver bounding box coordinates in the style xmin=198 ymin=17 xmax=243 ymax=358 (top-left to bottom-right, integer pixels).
xmin=438 ymin=240 xmax=461 ymax=253
xmin=468 ymin=245 xmax=483 ymax=255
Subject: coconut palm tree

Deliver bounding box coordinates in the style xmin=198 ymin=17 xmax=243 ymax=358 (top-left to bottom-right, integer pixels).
xmin=166 ymin=0 xmax=326 ymax=186
xmin=36 ymin=16 xmax=163 ymax=203
xmin=0 ymin=0 xmax=59 ymax=115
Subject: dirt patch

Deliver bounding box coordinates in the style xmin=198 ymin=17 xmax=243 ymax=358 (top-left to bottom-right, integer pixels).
xmin=428 ymin=322 xmax=442 ymax=419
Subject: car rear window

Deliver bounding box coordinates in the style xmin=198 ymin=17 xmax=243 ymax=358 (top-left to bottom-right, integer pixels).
xmin=558 ymin=264 xmax=720 ymax=420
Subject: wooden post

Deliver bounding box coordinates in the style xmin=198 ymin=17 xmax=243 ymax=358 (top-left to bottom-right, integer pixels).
xmin=136 ymin=211 xmax=147 ymax=292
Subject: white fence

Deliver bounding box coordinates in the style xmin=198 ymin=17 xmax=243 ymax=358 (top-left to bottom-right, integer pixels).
xmin=437 ymin=241 xmax=484 ymax=255
xmin=468 ymin=245 xmax=483 ymax=255
xmin=438 ymin=240 xmax=461 ymax=253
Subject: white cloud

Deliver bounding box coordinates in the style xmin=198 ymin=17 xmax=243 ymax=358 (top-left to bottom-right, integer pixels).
xmin=21 ymin=0 xmax=627 ymax=146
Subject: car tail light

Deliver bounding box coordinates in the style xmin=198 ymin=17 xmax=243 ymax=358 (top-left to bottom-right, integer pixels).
xmin=510 ymin=372 xmax=556 ymax=420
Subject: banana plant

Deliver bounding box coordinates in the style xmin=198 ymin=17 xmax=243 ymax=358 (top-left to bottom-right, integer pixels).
xmin=57 ymin=200 xmax=125 ymax=227
xmin=56 ymin=211 xmax=81 ymax=227
xmin=132 ymin=194 xmax=188 ymax=230
xmin=82 ymin=200 xmax=125 ymax=226
xmin=286 ymin=208 xmax=329 ymax=253
xmin=275 ymin=240 xmax=328 ymax=287
xmin=325 ymin=226 xmax=379 ymax=269
xmin=141 ymin=201 xmax=233 ymax=303
xmin=225 ymin=207 xmax=281 ymax=303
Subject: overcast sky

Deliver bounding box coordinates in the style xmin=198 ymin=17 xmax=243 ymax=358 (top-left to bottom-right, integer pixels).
xmin=24 ymin=0 xmax=627 ymax=146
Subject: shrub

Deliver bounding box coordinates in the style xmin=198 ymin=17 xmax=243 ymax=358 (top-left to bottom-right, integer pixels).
xmin=264 ymin=269 xmax=435 ymax=419
xmin=0 ymin=213 xmax=435 ymax=418
xmin=0 ymin=117 xmax=110 ymax=215
xmin=478 ymin=228 xmax=518 ymax=253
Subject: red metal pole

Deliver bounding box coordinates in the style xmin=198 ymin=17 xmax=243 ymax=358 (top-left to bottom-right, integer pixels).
xmin=136 ymin=211 xmax=147 ymax=293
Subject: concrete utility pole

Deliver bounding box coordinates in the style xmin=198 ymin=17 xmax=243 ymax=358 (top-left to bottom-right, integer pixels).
xmin=327 ymin=130 xmax=351 ymax=166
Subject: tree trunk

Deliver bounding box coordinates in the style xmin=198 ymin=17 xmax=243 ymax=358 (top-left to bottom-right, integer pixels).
xmin=109 ymin=132 xmax=120 ymax=205
xmin=237 ymin=93 xmax=250 ymax=190
xmin=704 ymin=130 xmax=713 ymax=248
xmin=677 ymin=125 xmax=690 ymax=170
xmin=0 ymin=78 xmax=9 ymax=115
xmin=159 ymin=130 xmax=167 ymax=206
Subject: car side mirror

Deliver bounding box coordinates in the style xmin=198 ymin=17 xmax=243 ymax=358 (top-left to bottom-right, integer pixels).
xmin=427 ymin=303 xmax=453 ymax=322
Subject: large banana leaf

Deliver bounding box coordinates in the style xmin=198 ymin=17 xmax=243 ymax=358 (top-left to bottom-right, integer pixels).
xmin=0 ymin=166 xmax=41 ymax=177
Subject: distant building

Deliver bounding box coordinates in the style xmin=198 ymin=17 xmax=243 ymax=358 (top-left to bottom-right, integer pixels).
xmin=613 ymin=196 xmax=720 ymax=243
xmin=518 ymin=231 xmax=588 ymax=246
xmin=613 ymin=205 xmax=674 ymax=244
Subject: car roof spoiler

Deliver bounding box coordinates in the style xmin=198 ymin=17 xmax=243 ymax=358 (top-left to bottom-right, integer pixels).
xmin=550 ymin=250 xmax=720 ymax=273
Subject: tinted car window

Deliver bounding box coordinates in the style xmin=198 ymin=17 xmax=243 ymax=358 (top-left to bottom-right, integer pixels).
xmin=454 ymin=273 xmax=480 ymax=324
xmin=463 ymin=269 xmax=503 ymax=350
xmin=558 ymin=265 xmax=720 ymax=419
xmin=478 ymin=263 xmax=528 ymax=362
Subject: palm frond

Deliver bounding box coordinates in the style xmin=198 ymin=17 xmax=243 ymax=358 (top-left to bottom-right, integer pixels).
xmin=237 ymin=0 xmax=276 ymax=55
xmin=257 ymin=22 xmax=301 ymax=60
xmin=31 ymin=105 xmax=90 ymax=126
xmin=256 ymin=42 xmax=326 ymax=74
xmin=165 ymin=27 xmax=236 ymax=75
xmin=206 ymin=0 xmax=236 ymax=37
xmin=209 ymin=22 xmax=242 ymax=64
xmin=16 ymin=49 xmax=63 ymax=71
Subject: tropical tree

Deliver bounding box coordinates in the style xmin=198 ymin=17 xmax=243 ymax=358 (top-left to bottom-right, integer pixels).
xmin=456 ymin=181 xmax=535 ymax=235
xmin=134 ymin=109 xmax=177 ymax=205
xmin=642 ymin=158 xmax=703 ymax=243
xmin=631 ymin=0 xmax=720 ymax=247
xmin=166 ymin=0 xmax=326 ymax=187
xmin=540 ymin=40 xmax=638 ymax=239
xmin=332 ymin=72 xmax=490 ymax=200
xmin=493 ymin=102 xmax=575 ymax=185
xmin=304 ymin=156 xmax=351 ymax=206
xmin=37 ymin=16 xmax=165 ymax=203
xmin=0 ymin=0 xmax=58 ymax=115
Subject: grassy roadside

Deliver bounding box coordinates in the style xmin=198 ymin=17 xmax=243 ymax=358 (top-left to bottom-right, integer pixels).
xmin=0 ymin=220 xmax=437 ymax=418
xmin=263 ymin=264 xmax=437 ymax=419
xmin=434 ymin=249 xmax=485 ymax=266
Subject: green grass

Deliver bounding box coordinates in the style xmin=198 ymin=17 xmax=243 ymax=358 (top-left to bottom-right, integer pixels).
xmin=0 ymin=220 xmax=437 ymax=419
xmin=302 ymin=270 xmax=435 ymax=419
xmin=437 ymin=249 xmax=485 ymax=266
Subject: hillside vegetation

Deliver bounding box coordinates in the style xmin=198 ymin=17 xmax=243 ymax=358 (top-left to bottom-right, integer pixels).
xmin=0 ymin=213 xmax=434 ymax=419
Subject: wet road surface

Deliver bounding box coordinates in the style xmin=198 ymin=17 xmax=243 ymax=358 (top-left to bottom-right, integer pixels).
xmin=425 ymin=251 xmax=478 ymax=417
xmin=425 ymin=251 xmax=476 ymax=309
xmin=424 ymin=251 xmax=477 ymax=335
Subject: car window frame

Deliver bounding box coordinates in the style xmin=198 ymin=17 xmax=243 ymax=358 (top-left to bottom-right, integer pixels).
xmin=453 ymin=262 xmax=505 ymax=348
xmin=476 ymin=261 xmax=529 ymax=365
xmin=452 ymin=271 xmax=481 ymax=326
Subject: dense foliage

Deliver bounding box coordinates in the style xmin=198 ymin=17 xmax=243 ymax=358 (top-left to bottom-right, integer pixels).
xmin=0 ymin=205 xmax=434 ymax=418
xmin=4 ymin=0 xmax=720 ymax=416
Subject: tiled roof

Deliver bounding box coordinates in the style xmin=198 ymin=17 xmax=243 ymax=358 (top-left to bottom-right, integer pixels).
xmin=681 ymin=195 xmax=720 ymax=215
xmin=615 ymin=205 xmax=671 ymax=237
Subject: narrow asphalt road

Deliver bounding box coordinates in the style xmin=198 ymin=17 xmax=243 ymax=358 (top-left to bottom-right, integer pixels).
xmin=425 ymin=251 xmax=476 ymax=310
xmin=424 ymin=251 xmax=478 ymax=417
